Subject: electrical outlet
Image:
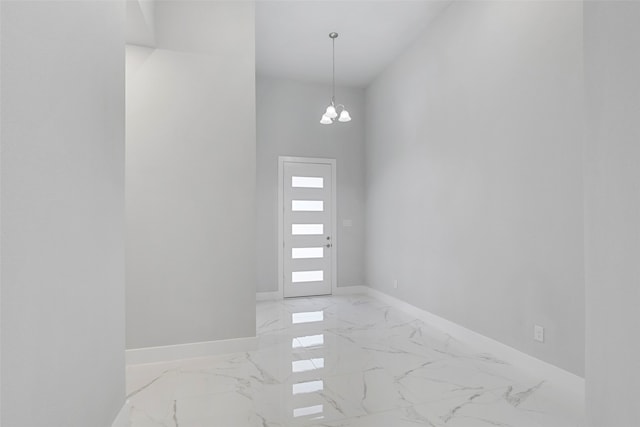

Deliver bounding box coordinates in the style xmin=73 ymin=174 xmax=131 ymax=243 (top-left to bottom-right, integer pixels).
xmin=393 ymin=280 xmax=398 ymax=289
xmin=534 ymin=325 xmax=545 ymax=343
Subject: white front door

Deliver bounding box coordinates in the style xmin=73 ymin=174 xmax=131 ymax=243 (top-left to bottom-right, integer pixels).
xmin=282 ymin=160 xmax=334 ymax=298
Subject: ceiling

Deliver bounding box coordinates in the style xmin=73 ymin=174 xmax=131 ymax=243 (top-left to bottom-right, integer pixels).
xmin=256 ymin=1 xmax=452 ymax=87
xmin=126 ymin=0 xmax=452 ymax=88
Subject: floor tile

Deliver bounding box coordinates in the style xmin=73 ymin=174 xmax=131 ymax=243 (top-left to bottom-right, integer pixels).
xmin=127 ymin=294 xmax=584 ymax=427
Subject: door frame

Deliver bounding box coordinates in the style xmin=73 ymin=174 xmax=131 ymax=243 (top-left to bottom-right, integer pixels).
xmin=278 ymin=156 xmax=337 ymax=298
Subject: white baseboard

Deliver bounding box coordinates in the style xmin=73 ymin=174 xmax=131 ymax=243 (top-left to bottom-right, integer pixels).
xmin=111 ymin=400 xmax=130 ymax=427
xmin=126 ymin=336 xmax=258 ymax=366
xmin=366 ymin=287 xmax=585 ymax=396
xmin=333 ymin=285 xmax=368 ymax=295
xmin=257 ymin=291 xmax=281 ymax=301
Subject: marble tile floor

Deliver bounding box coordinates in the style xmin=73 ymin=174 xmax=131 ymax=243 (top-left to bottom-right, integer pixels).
xmin=126 ymin=294 xmax=584 ymax=427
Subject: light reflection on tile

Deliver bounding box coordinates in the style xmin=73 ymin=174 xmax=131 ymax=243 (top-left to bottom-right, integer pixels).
xmin=310 ymin=357 xmax=324 ymax=369
xmin=292 ymin=310 xmax=324 ymax=324
xmin=292 ymin=334 xmax=324 ymax=349
xmin=293 ymin=404 xmax=323 ymax=418
xmin=127 ymin=294 xmax=585 ymax=427
xmin=292 ymin=380 xmax=324 ymax=395
xmin=292 ymin=358 xmax=324 ymax=373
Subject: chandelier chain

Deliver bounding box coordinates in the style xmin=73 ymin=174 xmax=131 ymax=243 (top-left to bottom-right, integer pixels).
xmin=332 ymin=36 xmax=336 ymax=102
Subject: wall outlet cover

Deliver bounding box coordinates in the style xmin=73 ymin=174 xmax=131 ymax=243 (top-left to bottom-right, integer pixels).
xmin=534 ymin=325 xmax=545 ymax=343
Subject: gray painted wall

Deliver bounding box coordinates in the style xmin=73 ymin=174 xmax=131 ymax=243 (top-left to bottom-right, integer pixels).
xmin=365 ymin=0 xmax=585 ymax=376
xmin=126 ymin=1 xmax=256 ymax=349
xmin=256 ymin=75 xmax=366 ymax=293
xmin=584 ymin=2 xmax=640 ymax=425
xmin=1 ymin=2 xmax=125 ymax=426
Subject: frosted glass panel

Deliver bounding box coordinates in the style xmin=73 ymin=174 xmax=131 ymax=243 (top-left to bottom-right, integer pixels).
xmin=292 ymin=247 xmax=324 ymax=259
xmin=292 ymin=176 xmax=324 ymax=188
xmin=292 ymin=200 xmax=323 ymax=212
xmin=292 ymin=270 xmax=324 ymax=283
xmin=291 ymin=224 xmax=323 ymax=235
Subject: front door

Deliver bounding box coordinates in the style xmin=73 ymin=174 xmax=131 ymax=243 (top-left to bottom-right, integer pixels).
xmin=282 ymin=160 xmax=333 ymax=298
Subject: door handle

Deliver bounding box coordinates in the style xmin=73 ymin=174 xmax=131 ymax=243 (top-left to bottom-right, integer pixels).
xmin=326 ymin=243 xmax=332 ymax=248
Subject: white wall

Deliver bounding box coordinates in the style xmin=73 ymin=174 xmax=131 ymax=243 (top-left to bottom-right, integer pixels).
xmin=126 ymin=1 xmax=256 ymax=349
xmin=365 ymin=0 xmax=585 ymax=376
xmin=584 ymin=2 xmax=640 ymax=425
xmin=256 ymin=75 xmax=366 ymax=293
xmin=126 ymin=0 xmax=155 ymax=48
xmin=1 ymin=2 xmax=125 ymax=426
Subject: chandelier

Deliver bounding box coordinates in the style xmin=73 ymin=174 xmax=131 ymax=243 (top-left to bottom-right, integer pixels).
xmin=320 ymin=32 xmax=351 ymax=124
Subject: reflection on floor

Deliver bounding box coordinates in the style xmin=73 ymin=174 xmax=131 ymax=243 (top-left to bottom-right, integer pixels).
xmin=126 ymin=294 xmax=584 ymax=426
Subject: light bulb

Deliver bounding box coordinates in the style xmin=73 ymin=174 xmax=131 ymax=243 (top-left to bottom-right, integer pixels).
xmin=338 ymin=109 xmax=351 ymax=122
xmin=325 ymin=104 xmax=338 ymax=119
xmin=320 ymin=114 xmax=333 ymax=125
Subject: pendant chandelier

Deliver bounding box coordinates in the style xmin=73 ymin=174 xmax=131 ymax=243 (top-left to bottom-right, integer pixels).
xmin=320 ymin=32 xmax=351 ymax=124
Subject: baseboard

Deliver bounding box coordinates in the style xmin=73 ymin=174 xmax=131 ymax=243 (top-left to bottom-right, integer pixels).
xmin=111 ymin=400 xmax=130 ymax=427
xmin=126 ymin=336 xmax=258 ymax=365
xmin=333 ymin=285 xmax=368 ymax=295
xmin=366 ymin=287 xmax=585 ymax=396
xmin=257 ymin=291 xmax=281 ymax=301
